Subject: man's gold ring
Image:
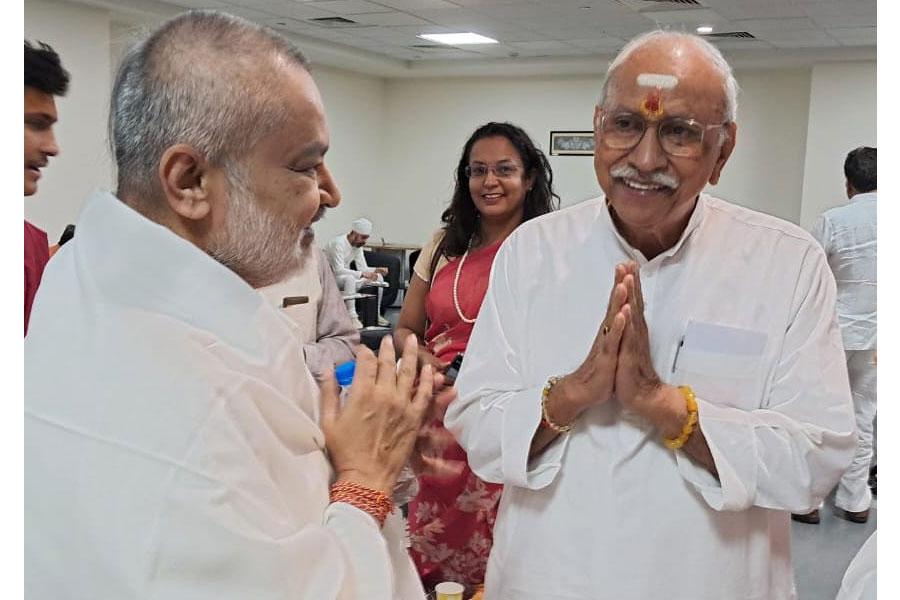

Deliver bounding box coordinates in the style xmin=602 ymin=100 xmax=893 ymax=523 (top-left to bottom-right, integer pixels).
xmin=602 ymin=324 xmax=610 ymax=336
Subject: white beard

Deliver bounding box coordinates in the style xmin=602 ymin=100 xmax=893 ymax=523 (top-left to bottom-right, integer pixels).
xmin=207 ymin=168 xmax=308 ymax=288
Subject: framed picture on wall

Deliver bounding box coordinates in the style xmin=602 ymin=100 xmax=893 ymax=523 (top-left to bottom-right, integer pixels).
xmin=550 ymin=131 xmax=595 ymax=156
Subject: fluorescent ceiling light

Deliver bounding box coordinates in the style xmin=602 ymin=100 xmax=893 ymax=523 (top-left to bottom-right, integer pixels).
xmin=417 ymin=32 xmax=498 ymax=45
xmin=696 ymin=25 xmax=714 ymax=34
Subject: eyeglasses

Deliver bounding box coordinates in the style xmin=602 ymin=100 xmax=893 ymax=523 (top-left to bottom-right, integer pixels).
xmin=598 ymin=111 xmax=727 ymax=158
xmin=464 ymin=162 xmax=523 ymax=180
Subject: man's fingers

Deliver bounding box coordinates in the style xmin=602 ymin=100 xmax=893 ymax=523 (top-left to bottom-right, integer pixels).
xmin=319 ymin=369 xmax=341 ymax=431
xmin=351 ymin=345 xmax=378 ymax=389
xmin=411 ymin=364 xmax=434 ymax=420
xmin=375 ymin=334 xmax=397 ymax=387
xmin=631 ymin=264 xmax=645 ymax=313
xmin=396 ymin=334 xmax=419 ymax=400
xmin=418 ymin=455 xmax=467 ymax=481
xmin=432 ymin=385 xmax=457 ymax=422
xmin=604 ymin=309 xmax=628 ymax=353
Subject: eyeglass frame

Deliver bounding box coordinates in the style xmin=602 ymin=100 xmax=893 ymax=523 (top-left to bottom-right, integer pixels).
xmin=464 ymin=161 xmax=525 ymax=180
xmin=596 ymin=110 xmax=730 ymax=158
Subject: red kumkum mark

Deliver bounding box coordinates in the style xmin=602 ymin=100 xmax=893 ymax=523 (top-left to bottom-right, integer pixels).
xmin=640 ymin=89 xmax=664 ymax=119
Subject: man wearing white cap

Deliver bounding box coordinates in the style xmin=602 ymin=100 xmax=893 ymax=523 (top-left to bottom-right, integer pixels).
xmin=324 ymin=217 xmax=390 ymax=327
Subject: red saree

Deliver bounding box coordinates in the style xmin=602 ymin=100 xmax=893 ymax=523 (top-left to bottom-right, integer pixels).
xmin=407 ymin=240 xmax=504 ymax=588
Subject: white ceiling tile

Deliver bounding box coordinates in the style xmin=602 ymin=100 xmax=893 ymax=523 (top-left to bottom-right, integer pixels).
xmin=508 ymin=40 xmax=577 ymax=52
xmin=374 ymin=0 xmax=461 ymax=9
xmin=699 ymin=0 xmax=807 ymax=20
xmin=306 ymin=0 xmax=394 ymax=14
xmin=640 ymin=8 xmax=728 ymax=25
xmin=350 ymin=11 xmax=432 ymax=24
xmin=827 ymin=26 xmax=876 ymax=40
xmin=567 ymin=36 xmax=625 ymax=50
xmin=706 ymin=38 xmax=774 ymax=50
xmin=807 ymin=14 xmax=876 ymax=29
xmin=771 ymin=38 xmax=841 ymax=49
xmin=732 ymin=17 xmax=817 ymax=32
xmin=758 ymin=28 xmax=835 ymax=43
xmin=165 ymin=0 xmax=234 ymax=10
xmin=796 ymin=1 xmax=876 ymax=17
xmin=223 ymin=0 xmax=339 ymax=20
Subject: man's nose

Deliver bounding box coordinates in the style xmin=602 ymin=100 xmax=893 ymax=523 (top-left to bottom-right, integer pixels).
xmin=318 ymin=163 xmax=340 ymax=208
xmin=628 ymin=126 xmax=667 ymax=174
xmin=42 ymin=130 xmax=60 ymax=157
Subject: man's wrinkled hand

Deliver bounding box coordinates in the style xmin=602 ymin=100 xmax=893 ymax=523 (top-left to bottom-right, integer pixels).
xmin=320 ymin=334 xmax=434 ymax=495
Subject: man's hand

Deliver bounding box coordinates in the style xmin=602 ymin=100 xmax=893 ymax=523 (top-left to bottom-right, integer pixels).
xmin=361 ymin=271 xmax=379 ymax=282
xmin=375 ymin=266 xmax=389 ymax=276
xmin=321 ymin=334 xmax=434 ymax=495
xmin=613 ymin=262 xmax=666 ymax=416
xmin=539 ymin=264 xmax=629 ymax=430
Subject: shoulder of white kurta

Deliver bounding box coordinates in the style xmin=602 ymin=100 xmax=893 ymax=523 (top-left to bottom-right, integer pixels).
xmin=502 ymin=196 xmax=606 ymax=251
xmin=702 ymin=194 xmax=821 ymax=253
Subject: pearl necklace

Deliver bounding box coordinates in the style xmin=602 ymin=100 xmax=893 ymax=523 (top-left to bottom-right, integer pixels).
xmin=452 ymin=240 xmax=477 ymax=324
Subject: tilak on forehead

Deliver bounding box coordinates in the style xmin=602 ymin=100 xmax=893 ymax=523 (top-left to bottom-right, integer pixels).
xmin=636 ymin=73 xmax=679 ymax=120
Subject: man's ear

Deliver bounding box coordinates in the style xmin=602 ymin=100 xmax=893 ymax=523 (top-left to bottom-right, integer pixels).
xmin=708 ymin=122 xmax=737 ymax=186
xmin=158 ymin=144 xmax=213 ymax=222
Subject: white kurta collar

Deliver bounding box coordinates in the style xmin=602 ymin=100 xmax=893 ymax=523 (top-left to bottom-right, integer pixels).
xmin=600 ymin=192 xmax=709 ymax=265
xmin=75 ymin=190 xmax=270 ymax=355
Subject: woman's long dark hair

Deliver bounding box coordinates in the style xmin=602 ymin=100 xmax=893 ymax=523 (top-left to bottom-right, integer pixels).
xmin=430 ymin=122 xmax=559 ymax=277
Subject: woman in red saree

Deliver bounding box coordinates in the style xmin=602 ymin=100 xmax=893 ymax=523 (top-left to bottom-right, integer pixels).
xmin=395 ymin=122 xmax=559 ymax=591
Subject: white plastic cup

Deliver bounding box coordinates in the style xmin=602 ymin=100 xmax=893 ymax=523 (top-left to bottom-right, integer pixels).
xmin=435 ymin=581 xmax=465 ymax=600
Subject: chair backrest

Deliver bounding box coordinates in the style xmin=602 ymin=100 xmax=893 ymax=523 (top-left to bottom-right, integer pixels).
xmin=408 ymin=249 xmax=421 ymax=283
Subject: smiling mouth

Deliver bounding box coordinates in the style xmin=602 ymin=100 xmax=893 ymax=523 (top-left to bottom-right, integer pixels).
xmin=482 ymin=193 xmax=504 ymax=200
xmin=618 ymin=178 xmax=672 ymax=192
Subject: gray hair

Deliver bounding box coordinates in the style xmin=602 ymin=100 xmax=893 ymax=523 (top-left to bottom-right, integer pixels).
xmin=109 ymin=10 xmax=309 ymax=208
xmin=598 ymin=30 xmax=739 ymax=122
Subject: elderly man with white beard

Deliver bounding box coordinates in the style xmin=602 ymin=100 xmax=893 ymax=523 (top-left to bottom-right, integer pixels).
xmin=446 ymin=30 xmax=856 ymax=600
xmin=25 ymin=11 xmax=442 ymax=599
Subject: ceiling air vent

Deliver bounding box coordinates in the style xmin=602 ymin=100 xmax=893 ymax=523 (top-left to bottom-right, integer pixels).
xmin=616 ymin=0 xmax=703 ymax=11
xmin=705 ymin=31 xmax=756 ymax=38
xmin=409 ymin=44 xmax=444 ymax=50
xmin=308 ymin=16 xmax=360 ymax=27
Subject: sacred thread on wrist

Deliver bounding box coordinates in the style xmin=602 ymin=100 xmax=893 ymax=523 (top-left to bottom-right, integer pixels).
xmin=663 ymin=385 xmax=698 ymax=450
xmin=540 ymin=375 xmax=574 ymax=433
xmin=330 ymin=480 xmax=394 ymax=527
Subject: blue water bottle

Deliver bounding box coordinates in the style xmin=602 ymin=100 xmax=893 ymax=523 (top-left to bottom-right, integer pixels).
xmin=334 ymin=360 xmax=355 ymax=406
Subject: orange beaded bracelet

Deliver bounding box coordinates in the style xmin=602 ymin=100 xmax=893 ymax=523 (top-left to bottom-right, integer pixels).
xmin=330 ymin=480 xmax=394 ymax=528
xmin=663 ymin=385 xmax=699 ymax=450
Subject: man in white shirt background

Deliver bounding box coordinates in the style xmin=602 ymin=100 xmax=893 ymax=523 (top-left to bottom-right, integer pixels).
xmin=26 ymin=11 xmax=443 ymax=598
xmin=794 ymin=147 xmax=876 ymax=525
xmin=446 ymin=30 xmax=856 ymax=600
xmin=325 ymin=217 xmax=391 ymax=327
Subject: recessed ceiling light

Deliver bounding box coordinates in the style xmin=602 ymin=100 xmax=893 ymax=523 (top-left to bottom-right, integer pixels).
xmin=696 ymin=25 xmax=714 ymax=34
xmin=417 ymin=32 xmax=499 ymax=45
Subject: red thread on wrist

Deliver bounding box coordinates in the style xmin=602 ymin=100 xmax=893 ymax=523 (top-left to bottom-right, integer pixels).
xmin=330 ymin=480 xmax=394 ymax=528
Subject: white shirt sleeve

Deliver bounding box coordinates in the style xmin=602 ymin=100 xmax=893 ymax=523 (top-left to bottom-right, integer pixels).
xmin=446 ymin=240 xmax=570 ymax=490
xmin=148 ymin=476 xmax=424 ymax=599
xmin=674 ymin=245 xmax=857 ymax=512
xmin=354 ymin=246 xmax=374 ymax=274
xmin=325 ymin=237 xmax=362 ymax=279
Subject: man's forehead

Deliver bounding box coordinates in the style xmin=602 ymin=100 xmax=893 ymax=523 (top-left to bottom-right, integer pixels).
xmin=24 ymin=87 xmax=59 ymax=116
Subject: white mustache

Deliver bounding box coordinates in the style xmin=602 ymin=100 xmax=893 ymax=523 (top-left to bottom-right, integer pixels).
xmin=610 ymin=165 xmax=679 ymax=189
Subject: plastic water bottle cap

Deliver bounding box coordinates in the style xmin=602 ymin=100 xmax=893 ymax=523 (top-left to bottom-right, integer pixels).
xmin=334 ymin=360 xmax=355 ymax=387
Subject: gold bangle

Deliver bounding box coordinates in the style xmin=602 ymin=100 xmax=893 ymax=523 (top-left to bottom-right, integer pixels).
xmin=540 ymin=375 xmax=574 ymax=433
xmin=663 ymin=385 xmax=698 ymax=450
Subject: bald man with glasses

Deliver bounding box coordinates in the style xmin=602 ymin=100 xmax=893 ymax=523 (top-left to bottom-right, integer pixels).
xmin=446 ymin=30 xmax=856 ymax=600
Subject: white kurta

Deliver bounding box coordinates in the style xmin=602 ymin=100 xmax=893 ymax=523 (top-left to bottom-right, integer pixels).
xmin=446 ymin=194 xmax=857 ymax=600
xmin=25 ymin=191 xmax=424 ymax=599
xmin=324 ymin=234 xmax=373 ymax=280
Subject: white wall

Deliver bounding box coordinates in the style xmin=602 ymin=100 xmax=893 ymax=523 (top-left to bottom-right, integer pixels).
xmin=309 ymin=67 xmax=387 ymax=246
xmin=378 ymin=68 xmax=813 ymax=245
xmin=800 ymin=62 xmax=877 ymax=230
xmin=24 ymin=0 xmax=112 ymax=243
